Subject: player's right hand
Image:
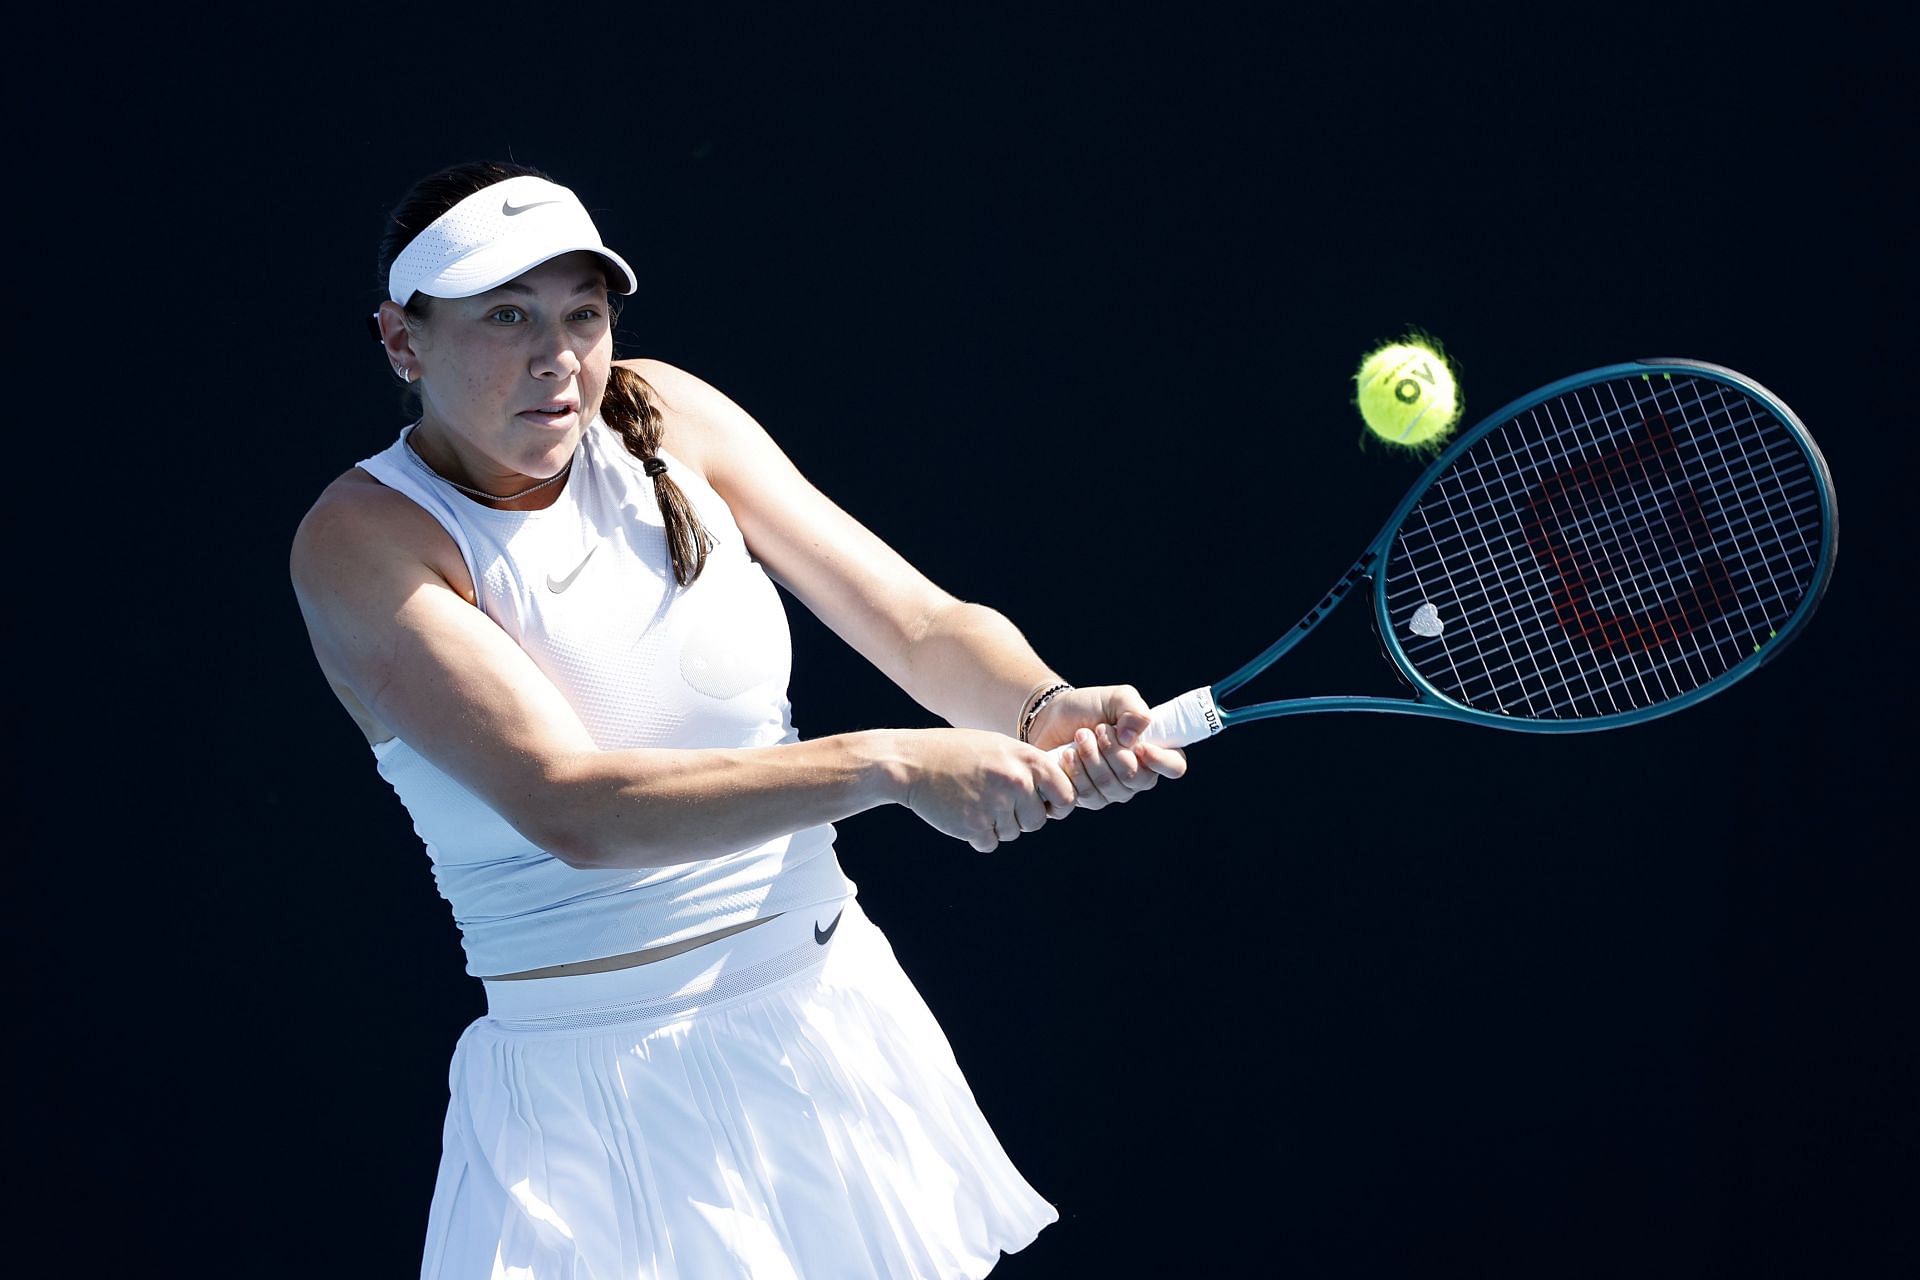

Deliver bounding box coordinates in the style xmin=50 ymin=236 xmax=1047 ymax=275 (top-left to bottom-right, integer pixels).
xmin=900 ymin=728 xmax=1077 ymax=852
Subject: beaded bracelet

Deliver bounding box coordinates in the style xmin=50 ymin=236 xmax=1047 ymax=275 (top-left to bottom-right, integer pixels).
xmin=1014 ymin=680 xmax=1056 ymax=739
xmin=1018 ymin=682 xmax=1074 ymax=743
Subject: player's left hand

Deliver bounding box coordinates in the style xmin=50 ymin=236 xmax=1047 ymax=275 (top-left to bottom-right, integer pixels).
xmin=1024 ymin=685 xmax=1188 ymax=811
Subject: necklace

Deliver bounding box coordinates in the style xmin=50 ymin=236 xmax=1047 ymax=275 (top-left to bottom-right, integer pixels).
xmin=405 ymin=431 xmax=575 ymax=504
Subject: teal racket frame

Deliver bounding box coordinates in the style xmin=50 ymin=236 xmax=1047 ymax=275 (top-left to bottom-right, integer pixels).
xmin=1208 ymin=360 xmax=1837 ymax=733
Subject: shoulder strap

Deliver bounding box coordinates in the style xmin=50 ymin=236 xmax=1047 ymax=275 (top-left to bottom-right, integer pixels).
xmin=354 ymin=430 xmax=483 ymax=590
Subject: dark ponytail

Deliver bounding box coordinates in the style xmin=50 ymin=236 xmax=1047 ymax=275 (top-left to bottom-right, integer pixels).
xmin=601 ymin=364 xmax=713 ymax=587
xmin=377 ymin=160 xmax=712 ymax=587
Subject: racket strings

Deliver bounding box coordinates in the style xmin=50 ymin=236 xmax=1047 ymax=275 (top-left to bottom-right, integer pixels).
xmin=1397 ymin=402 xmax=1813 ymax=586
xmin=1526 ymin=409 xmax=1725 ymax=651
xmin=1401 ymin=402 xmax=1816 ymax=698
xmin=1518 ymin=383 xmax=1754 ymax=713
xmin=1480 ymin=384 xmax=1813 ymax=715
xmin=1426 ymin=378 xmax=1819 ymax=715
xmin=1383 ymin=374 xmax=1826 ymax=719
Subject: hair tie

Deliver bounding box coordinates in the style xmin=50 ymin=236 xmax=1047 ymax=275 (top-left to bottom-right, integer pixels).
xmin=643 ymin=457 xmax=667 ymax=478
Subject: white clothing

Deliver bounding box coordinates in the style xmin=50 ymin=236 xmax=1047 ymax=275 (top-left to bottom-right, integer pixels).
xmin=353 ymin=409 xmax=1056 ymax=1277
xmin=423 ymin=899 xmax=1058 ymax=1278
xmin=357 ymin=419 xmax=849 ymax=977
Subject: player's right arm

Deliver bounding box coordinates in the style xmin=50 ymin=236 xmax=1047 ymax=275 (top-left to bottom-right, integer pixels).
xmin=288 ymin=473 xmax=1074 ymax=865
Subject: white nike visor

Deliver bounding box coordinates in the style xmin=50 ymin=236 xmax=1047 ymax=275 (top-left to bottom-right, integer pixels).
xmin=387 ymin=175 xmax=638 ymax=306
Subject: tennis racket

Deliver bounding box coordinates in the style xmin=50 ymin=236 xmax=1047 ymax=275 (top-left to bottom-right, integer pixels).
xmin=1081 ymin=359 xmax=1836 ymax=751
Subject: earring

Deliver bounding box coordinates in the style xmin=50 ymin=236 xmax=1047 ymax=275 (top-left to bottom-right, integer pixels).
xmin=394 ymin=366 xmax=414 ymax=384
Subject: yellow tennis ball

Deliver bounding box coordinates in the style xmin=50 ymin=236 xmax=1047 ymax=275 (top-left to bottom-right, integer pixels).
xmin=1355 ymin=340 xmax=1461 ymax=450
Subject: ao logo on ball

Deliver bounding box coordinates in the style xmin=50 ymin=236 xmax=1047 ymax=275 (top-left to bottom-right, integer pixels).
xmin=1354 ymin=339 xmax=1462 ymax=449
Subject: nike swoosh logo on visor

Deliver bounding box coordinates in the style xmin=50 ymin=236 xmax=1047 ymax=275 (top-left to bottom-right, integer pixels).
xmin=814 ymin=909 xmax=844 ymax=946
xmin=546 ymin=546 xmax=597 ymax=593
xmin=502 ymin=198 xmax=563 ymax=216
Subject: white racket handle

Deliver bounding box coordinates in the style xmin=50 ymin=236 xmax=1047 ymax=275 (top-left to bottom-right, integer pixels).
xmin=1041 ymin=686 xmax=1223 ymax=765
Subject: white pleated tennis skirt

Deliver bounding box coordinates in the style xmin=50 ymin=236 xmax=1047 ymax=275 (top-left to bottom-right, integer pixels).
xmin=421 ymin=896 xmax=1056 ymax=1279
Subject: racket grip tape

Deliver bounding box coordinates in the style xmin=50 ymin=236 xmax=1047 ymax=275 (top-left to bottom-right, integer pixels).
xmin=1142 ymin=686 xmax=1225 ymax=747
xmin=1041 ymin=686 xmax=1223 ymax=766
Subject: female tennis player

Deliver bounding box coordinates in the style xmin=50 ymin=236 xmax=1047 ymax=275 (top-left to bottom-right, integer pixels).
xmin=289 ymin=160 xmax=1186 ymax=1279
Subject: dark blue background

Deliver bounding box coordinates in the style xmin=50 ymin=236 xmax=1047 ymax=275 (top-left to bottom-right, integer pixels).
xmin=25 ymin=8 xmax=1910 ymax=1277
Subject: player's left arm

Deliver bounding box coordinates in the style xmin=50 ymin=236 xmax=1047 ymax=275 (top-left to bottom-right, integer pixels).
xmin=616 ymin=357 xmax=1183 ymax=806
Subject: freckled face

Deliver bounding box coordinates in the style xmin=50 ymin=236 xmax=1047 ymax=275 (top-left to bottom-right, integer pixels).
xmin=404 ymin=251 xmax=614 ymax=491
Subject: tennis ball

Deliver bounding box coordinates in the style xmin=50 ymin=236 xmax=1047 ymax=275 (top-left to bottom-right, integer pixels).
xmin=1355 ymin=339 xmax=1461 ymax=450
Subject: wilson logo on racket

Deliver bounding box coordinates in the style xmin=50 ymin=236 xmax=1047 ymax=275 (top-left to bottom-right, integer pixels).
xmin=1521 ymin=409 xmax=1737 ymax=655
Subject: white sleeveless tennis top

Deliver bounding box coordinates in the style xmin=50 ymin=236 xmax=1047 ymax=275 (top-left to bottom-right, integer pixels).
xmin=357 ymin=416 xmax=851 ymax=977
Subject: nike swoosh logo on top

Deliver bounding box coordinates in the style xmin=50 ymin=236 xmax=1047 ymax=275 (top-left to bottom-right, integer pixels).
xmin=502 ymin=198 xmax=563 ymax=216
xmin=546 ymin=546 xmax=597 ymax=593
xmin=814 ymin=909 xmax=844 ymax=946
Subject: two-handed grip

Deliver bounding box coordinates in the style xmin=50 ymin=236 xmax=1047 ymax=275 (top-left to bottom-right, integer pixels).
xmin=1040 ymin=686 xmax=1224 ymax=767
